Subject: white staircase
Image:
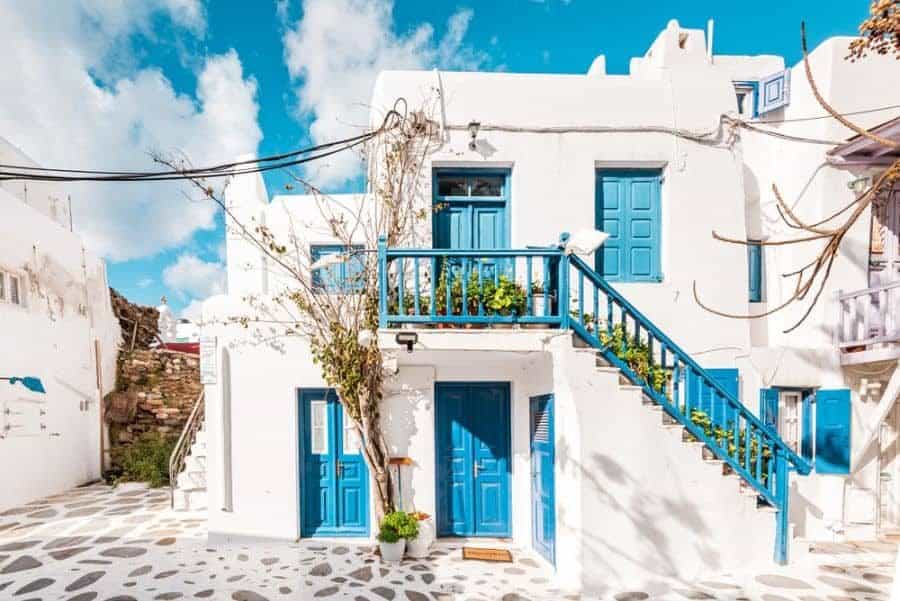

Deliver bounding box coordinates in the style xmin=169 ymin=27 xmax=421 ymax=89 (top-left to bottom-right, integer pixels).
xmin=172 ymin=424 xmax=208 ymax=511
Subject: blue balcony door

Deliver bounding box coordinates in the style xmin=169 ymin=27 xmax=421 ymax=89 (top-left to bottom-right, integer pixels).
xmin=435 ymin=382 xmax=511 ymax=537
xmin=530 ymin=394 xmax=556 ymax=565
xmin=299 ymin=389 xmax=369 ymax=537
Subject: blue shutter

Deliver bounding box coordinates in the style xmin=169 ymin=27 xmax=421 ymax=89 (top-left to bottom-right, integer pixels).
xmin=747 ymin=243 xmax=762 ymax=302
xmin=815 ymin=389 xmax=851 ymax=474
xmin=596 ymin=171 xmax=661 ymax=282
xmin=759 ymin=388 xmax=779 ymax=430
xmin=597 ymin=175 xmax=624 ymax=279
xmin=687 ymin=368 xmax=739 ymax=428
xmin=801 ymin=390 xmax=814 ymax=462
xmin=758 ymin=69 xmax=791 ymax=115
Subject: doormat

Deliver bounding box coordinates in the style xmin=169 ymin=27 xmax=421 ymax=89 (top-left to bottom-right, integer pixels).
xmin=461 ymin=546 xmax=513 ymax=562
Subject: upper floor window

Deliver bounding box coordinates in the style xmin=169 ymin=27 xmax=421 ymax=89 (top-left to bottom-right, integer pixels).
xmin=595 ymin=170 xmax=662 ymax=282
xmin=0 ymin=271 xmax=24 ymax=306
xmin=434 ymin=172 xmax=507 ymax=200
xmin=310 ymin=245 xmax=365 ymax=293
xmin=733 ymin=82 xmax=758 ymax=119
xmin=748 ymin=241 xmax=763 ymax=302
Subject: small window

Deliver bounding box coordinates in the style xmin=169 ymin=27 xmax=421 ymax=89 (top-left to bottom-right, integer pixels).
xmin=342 ymin=405 xmax=360 ymax=455
xmin=780 ymin=391 xmax=802 ymax=455
xmin=733 ymin=82 xmax=757 ymax=119
xmin=748 ymin=242 xmax=763 ymax=302
xmin=310 ymin=400 xmax=328 ymax=455
xmin=310 ymin=245 xmax=365 ymax=292
xmin=434 ymin=171 xmax=507 ymax=200
xmin=10 ymin=275 xmax=20 ymax=305
xmin=0 ymin=272 xmax=23 ymax=306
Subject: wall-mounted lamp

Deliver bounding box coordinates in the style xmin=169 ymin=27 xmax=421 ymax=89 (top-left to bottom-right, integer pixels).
xmin=395 ymin=331 xmax=418 ymax=353
xmin=467 ymin=121 xmax=481 ymax=151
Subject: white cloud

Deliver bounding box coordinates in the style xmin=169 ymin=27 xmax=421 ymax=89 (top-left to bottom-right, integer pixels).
xmin=180 ymin=298 xmax=206 ymax=321
xmin=0 ymin=2 xmax=261 ymax=261
xmin=162 ymin=253 xmax=225 ymax=301
xmin=282 ymin=0 xmax=487 ymax=188
xmin=136 ymin=277 xmax=154 ymax=288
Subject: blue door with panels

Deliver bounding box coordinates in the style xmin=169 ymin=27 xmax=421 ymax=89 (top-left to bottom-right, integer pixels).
xmin=687 ymin=368 xmax=740 ymax=428
xmin=433 ymin=170 xmax=510 ymax=279
xmin=435 ymin=382 xmax=511 ymax=537
xmin=595 ymin=170 xmax=662 ymax=282
xmin=299 ymin=389 xmax=369 ymax=537
xmin=530 ymin=394 xmax=556 ymax=565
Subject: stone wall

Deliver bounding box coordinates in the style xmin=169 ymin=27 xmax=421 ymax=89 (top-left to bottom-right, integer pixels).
xmin=106 ymin=348 xmax=201 ymax=445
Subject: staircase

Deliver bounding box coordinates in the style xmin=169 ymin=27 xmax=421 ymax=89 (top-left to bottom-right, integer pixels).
xmin=170 ymin=391 xmax=207 ymax=511
xmin=564 ymin=253 xmax=812 ymax=564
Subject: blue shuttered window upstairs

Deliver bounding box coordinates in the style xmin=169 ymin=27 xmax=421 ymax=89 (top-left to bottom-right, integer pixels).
xmin=311 ymin=245 xmax=365 ymax=292
xmin=748 ymin=242 xmax=763 ymax=302
xmin=815 ymin=389 xmax=851 ymax=474
xmin=596 ymin=170 xmax=662 ymax=282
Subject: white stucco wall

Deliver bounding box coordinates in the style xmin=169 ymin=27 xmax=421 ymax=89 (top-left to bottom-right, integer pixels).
xmin=0 ymin=139 xmax=120 ymax=511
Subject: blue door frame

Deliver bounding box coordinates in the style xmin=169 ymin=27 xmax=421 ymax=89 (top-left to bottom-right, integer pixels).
xmin=530 ymin=394 xmax=556 ymax=565
xmin=435 ymin=382 xmax=512 ymax=537
xmin=298 ymin=389 xmax=369 ymax=538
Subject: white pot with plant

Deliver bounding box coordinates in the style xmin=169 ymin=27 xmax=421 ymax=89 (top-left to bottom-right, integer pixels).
xmin=377 ymin=511 xmax=418 ymax=562
xmin=406 ymin=512 xmax=435 ymax=558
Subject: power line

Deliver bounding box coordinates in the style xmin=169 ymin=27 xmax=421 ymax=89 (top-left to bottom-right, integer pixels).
xmin=751 ymin=103 xmax=900 ymax=124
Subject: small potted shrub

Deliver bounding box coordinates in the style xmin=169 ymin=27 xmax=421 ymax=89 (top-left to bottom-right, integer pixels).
xmin=406 ymin=511 xmax=435 ymax=558
xmin=531 ymin=282 xmax=547 ymax=318
xmin=377 ymin=511 xmax=419 ymax=562
xmin=484 ymin=276 xmax=526 ymax=328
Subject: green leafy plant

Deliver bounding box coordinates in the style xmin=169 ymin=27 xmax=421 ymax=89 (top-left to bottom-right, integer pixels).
xmin=688 ymin=408 xmax=773 ymax=484
xmin=599 ymin=323 xmax=672 ymax=393
xmin=108 ymin=434 xmax=176 ymax=488
xmin=378 ymin=510 xmax=419 ymax=542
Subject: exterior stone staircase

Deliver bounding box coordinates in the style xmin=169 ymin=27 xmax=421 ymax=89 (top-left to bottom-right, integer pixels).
xmin=172 ymin=424 xmax=207 ymax=511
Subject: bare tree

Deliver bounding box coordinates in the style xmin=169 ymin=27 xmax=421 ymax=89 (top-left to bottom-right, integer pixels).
xmin=157 ymin=99 xmax=442 ymax=517
xmin=694 ymin=9 xmax=900 ymax=332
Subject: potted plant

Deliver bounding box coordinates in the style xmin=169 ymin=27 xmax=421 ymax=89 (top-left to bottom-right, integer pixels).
xmin=377 ymin=511 xmax=419 ymax=562
xmin=531 ymin=282 xmax=547 ymax=318
xmin=484 ymin=276 xmax=526 ymax=328
xmin=406 ymin=511 xmax=435 ymax=558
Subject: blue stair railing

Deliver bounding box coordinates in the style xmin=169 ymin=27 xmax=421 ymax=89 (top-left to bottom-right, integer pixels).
xmin=377 ymin=234 xmax=813 ymax=564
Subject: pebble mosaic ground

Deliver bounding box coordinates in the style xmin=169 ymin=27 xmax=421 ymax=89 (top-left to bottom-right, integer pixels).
xmin=0 ymin=483 xmax=895 ymax=600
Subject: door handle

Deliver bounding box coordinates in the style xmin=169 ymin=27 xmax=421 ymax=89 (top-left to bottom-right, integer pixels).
xmin=336 ymin=461 xmax=344 ymax=479
xmin=474 ymin=461 xmax=480 ymax=479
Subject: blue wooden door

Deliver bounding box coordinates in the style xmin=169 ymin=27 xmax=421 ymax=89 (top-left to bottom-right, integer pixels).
xmin=595 ymin=171 xmax=661 ymax=281
xmin=299 ymin=389 xmax=369 ymax=537
xmin=530 ymin=394 xmax=556 ymax=565
xmin=687 ymin=368 xmax=740 ymax=428
xmin=435 ymin=382 xmax=511 ymax=537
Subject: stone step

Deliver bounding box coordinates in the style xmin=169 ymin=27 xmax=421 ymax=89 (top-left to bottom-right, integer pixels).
xmin=185 ymin=454 xmax=206 ymax=472
xmin=177 ymin=469 xmax=206 ymax=490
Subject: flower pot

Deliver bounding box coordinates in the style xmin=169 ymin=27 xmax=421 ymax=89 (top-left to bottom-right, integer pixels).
xmin=406 ymin=516 xmax=435 ymax=558
xmin=532 ymin=293 xmax=546 ymax=317
xmin=491 ymin=322 xmax=514 ymax=329
xmin=379 ymin=539 xmax=406 ymax=562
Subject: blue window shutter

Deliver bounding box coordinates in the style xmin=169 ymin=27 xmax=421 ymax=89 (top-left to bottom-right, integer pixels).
xmin=759 ymin=388 xmax=779 ymax=430
xmin=311 ymin=245 xmax=364 ymax=292
xmin=801 ymin=390 xmax=814 ymax=462
xmin=815 ymin=389 xmax=851 ymax=474
xmin=687 ymin=368 xmax=738 ymax=428
xmin=596 ymin=171 xmax=661 ymax=282
xmin=747 ymin=242 xmax=762 ymax=302
xmin=758 ymin=69 xmax=791 ymax=115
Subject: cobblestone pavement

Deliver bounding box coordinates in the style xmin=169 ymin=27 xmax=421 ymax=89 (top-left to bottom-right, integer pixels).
xmin=0 ymin=483 xmax=895 ymax=600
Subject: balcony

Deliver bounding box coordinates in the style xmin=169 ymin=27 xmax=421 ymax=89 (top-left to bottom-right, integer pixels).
xmin=837 ymin=281 xmax=900 ymax=365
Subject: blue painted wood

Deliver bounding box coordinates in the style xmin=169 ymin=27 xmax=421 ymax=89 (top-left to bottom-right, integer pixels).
xmin=299 ymin=389 xmax=369 ymax=538
xmin=311 ymin=244 xmax=365 ymax=292
xmin=435 ymin=382 xmax=511 ymax=537
xmin=815 ymin=388 xmax=851 ymax=474
xmin=801 ymin=391 xmax=814 ymax=462
xmin=748 ymin=242 xmax=763 ymax=302
xmin=733 ymin=80 xmax=760 ymax=118
xmin=595 ymin=170 xmax=662 ymax=282
xmin=774 ymin=449 xmax=790 ymax=564
xmin=687 ymin=368 xmax=739 ymax=427
xmin=530 ymin=394 xmax=556 ymax=565
xmin=758 ymin=69 xmax=791 ymax=115
xmin=760 ymin=388 xmax=779 ymax=430
xmin=378 ymin=237 xmax=387 ymax=328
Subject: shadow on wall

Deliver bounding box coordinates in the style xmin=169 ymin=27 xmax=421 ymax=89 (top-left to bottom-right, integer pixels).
xmin=556 ymin=436 xmax=722 ymax=596
xmin=381 ymin=379 xmax=429 ymax=513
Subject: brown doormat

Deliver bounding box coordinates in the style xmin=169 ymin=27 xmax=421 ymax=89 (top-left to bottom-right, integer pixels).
xmin=461 ymin=546 xmax=513 ymax=562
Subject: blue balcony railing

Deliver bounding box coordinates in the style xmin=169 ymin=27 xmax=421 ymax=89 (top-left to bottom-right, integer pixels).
xmin=376 ymin=233 xmax=812 ymax=564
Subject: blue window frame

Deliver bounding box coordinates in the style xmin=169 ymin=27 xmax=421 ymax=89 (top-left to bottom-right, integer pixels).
xmin=748 ymin=241 xmax=763 ymax=302
xmin=733 ymin=81 xmax=759 ymax=118
xmin=310 ymin=244 xmax=365 ymax=292
xmin=433 ymin=168 xmax=510 ymax=257
xmin=595 ymin=170 xmax=662 ymax=282
xmin=760 ymin=387 xmax=816 ymax=465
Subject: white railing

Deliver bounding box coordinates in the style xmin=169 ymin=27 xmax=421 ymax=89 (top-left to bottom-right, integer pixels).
xmin=837 ymin=281 xmax=900 ymax=348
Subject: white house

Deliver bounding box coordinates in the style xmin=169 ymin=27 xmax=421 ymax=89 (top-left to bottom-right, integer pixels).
xmin=199 ymin=21 xmax=900 ymax=594
xmin=0 ymin=137 xmax=120 ymax=511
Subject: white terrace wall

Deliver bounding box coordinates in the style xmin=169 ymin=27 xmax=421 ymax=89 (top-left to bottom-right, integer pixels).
xmin=0 ymin=138 xmax=120 ymax=511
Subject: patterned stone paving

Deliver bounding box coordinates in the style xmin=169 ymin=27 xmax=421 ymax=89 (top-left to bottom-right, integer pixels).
xmin=0 ymin=483 xmax=896 ymax=600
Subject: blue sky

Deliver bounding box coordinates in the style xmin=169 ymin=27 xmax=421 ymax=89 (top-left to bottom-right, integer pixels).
xmin=0 ymin=1 xmax=871 ymax=317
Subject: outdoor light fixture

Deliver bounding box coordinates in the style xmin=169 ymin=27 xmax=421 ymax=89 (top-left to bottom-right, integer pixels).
xmin=467 ymin=121 xmax=480 ymax=151
xmin=395 ymin=331 xmax=418 ymax=353
xmin=0 ymin=376 xmax=46 ymax=394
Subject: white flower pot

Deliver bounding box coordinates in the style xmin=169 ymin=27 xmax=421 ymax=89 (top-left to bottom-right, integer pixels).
xmin=532 ymin=293 xmax=546 ymax=317
xmin=406 ymin=517 xmax=435 ymax=558
xmin=379 ymin=539 xmax=406 ymax=562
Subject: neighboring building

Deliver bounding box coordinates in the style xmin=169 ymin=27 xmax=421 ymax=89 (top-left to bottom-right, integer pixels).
xmin=199 ymin=21 xmax=900 ymax=594
xmin=0 ymin=137 xmax=121 ymax=511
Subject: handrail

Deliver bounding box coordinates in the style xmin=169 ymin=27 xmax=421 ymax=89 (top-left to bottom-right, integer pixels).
xmin=169 ymin=389 xmax=205 ymax=508
xmin=838 ymin=280 xmax=900 ymax=300
xmin=569 ymin=255 xmax=812 ymax=474
xmin=836 ymin=280 xmax=900 ymax=348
